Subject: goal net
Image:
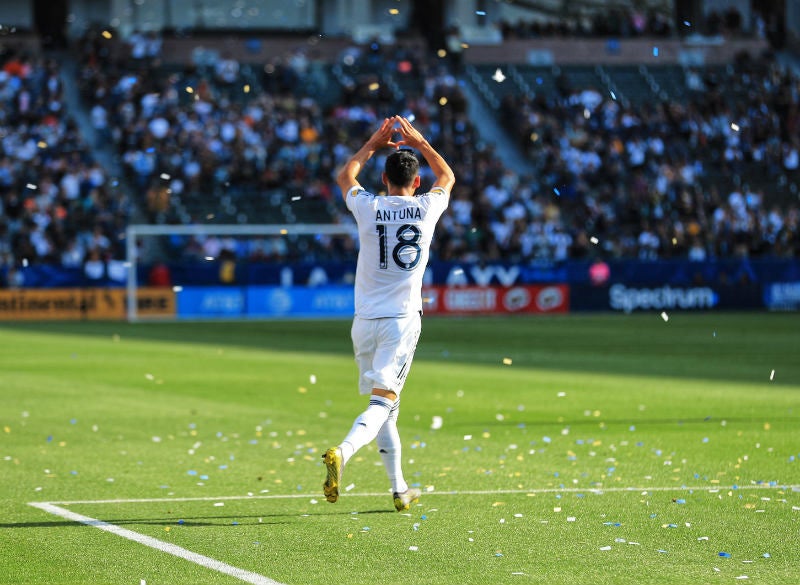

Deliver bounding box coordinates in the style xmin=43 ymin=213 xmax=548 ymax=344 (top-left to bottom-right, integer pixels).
xmin=125 ymin=223 xmax=358 ymax=322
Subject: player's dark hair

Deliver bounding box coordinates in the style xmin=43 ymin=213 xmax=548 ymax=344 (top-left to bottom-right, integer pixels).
xmin=384 ymin=149 xmax=420 ymax=187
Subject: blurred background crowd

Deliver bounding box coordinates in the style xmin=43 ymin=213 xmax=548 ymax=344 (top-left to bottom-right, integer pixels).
xmin=1 ymin=0 xmax=798 ymax=288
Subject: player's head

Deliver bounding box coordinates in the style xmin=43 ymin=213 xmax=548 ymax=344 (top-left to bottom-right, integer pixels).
xmin=383 ymin=148 xmax=421 ymax=190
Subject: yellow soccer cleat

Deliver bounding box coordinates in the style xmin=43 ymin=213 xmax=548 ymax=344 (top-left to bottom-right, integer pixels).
xmin=322 ymin=447 xmax=342 ymax=503
xmin=393 ymin=487 xmax=421 ymax=511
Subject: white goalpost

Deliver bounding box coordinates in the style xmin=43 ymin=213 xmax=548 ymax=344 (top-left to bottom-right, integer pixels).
xmin=125 ymin=223 xmax=358 ymax=322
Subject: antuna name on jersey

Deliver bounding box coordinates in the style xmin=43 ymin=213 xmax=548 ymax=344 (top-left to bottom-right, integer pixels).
xmin=375 ymin=208 xmax=423 ymax=222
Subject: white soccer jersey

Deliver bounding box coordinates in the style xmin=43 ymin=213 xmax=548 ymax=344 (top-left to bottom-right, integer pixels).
xmin=346 ymin=186 xmax=449 ymax=318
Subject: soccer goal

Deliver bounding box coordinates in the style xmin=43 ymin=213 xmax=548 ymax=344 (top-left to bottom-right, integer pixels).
xmin=124 ymin=223 xmax=358 ymax=322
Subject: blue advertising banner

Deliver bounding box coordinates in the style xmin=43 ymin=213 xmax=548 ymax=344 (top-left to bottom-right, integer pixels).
xmin=246 ymin=286 xmax=353 ymax=318
xmin=763 ymin=282 xmax=800 ymax=311
xmin=176 ymin=286 xmax=246 ymax=318
xmin=175 ymin=286 xmax=354 ymax=319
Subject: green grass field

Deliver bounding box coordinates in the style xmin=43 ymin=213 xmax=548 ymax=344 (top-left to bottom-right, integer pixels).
xmin=1 ymin=313 xmax=799 ymax=585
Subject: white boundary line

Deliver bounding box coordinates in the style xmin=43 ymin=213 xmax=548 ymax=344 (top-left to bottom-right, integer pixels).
xmin=33 ymin=483 xmax=800 ymax=506
xmin=27 ymin=484 xmax=798 ymax=585
xmin=28 ymin=502 xmax=285 ymax=585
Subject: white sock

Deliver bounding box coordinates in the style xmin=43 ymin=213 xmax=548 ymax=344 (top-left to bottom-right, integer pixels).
xmin=376 ymin=400 xmax=408 ymax=494
xmin=339 ymin=394 xmax=394 ymax=466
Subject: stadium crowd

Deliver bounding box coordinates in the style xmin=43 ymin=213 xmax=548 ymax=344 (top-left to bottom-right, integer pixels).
xmin=0 ymin=48 xmax=131 ymax=287
xmin=1 ymin=31 xmax=798 ymax=287
xmin=499 ymin=52 xmax=799 ymax=262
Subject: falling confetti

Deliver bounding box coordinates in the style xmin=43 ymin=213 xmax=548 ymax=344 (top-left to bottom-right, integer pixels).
xmin=770 ymin=370 xmax=775 ymax=381
xmin=731 ymin=123 xmax=740 ymax=132
xmin=431 ymin=416 xmax=443 ymax=430
xmin=492 ymin=68 xmax=506 ymax=83
xmin=660 ymin=312 xmax=669 ymax=322
xmin=652 ymin=47 xmax=659 ymax=57
xmin=502 ymin=358 xmax=512 ymax=365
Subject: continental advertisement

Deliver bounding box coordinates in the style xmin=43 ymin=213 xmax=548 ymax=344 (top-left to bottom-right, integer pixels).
xmin=0 ymin=288 xmax=175 ymax=320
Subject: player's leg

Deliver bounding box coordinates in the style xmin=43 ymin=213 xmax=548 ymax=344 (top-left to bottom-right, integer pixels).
xmin=338 ymin=316 xmax=397 ymax=464
xmin=375 ymin=399 xmax=419 ymax=510
xmin=324 ymin=317 xmax=394 ymax=503
xmin=325 ymin=390 xmax=395 ymax=504
xmin=372 ymin=312 xmax=421 ymax=510
xmin=375 ymin=398 xmax=406 ymax=493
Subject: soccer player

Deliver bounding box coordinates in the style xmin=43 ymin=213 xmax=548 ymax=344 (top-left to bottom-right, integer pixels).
xmin=323 ymin=115 xmax=455 ymax=511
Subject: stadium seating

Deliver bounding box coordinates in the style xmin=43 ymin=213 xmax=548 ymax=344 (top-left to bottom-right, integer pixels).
xmin=2 ymin=23 xmax=798 ymax=282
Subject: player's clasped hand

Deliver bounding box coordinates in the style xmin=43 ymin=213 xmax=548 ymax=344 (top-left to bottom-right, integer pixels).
xmin=366 ymin=116 xmax=427 ymax=151
xmin=393 ymin=116 xmax=426 ymax=149
xmin=366 ymin=117 xmax=401 ymax=150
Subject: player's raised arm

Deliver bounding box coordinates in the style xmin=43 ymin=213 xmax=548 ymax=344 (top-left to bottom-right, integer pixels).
xmin=394 ymin=116 xmax=456 ymax=193
xmin=336 ymin=117 xmax=399 ymax=201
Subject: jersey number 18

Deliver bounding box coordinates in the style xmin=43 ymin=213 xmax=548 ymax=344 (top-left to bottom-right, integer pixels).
xmin=376 ymin=224 xmax=422 ymax=270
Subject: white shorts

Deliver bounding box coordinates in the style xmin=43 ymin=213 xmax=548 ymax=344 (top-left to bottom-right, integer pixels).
xmin=351 ymin=312 xmax=421 ymax=395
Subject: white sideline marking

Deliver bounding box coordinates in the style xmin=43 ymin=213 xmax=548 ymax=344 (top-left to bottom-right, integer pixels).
xmin=27 ymin=484 xmax=797 ymax=584
xmin=28 ymin=502 xmax=285 ymax=585
xmin=34 ymin=483 xmax=798 ymax=506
